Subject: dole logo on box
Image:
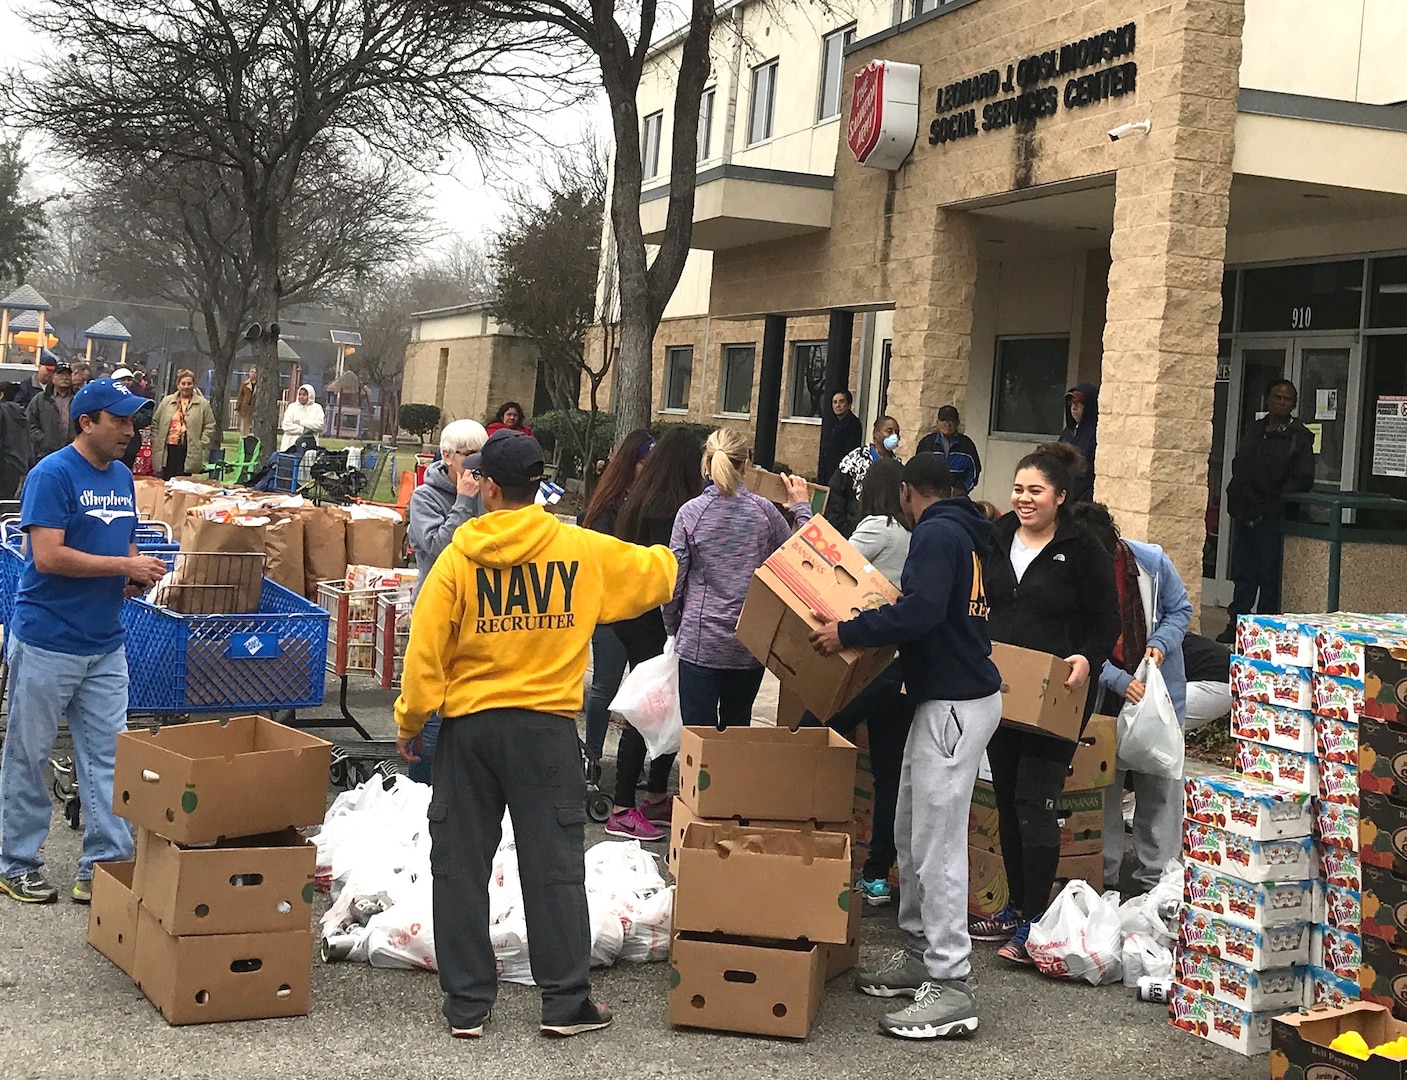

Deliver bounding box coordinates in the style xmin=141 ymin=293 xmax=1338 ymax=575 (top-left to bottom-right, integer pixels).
xmin=799 ymin=521 xmax=843 ymax=567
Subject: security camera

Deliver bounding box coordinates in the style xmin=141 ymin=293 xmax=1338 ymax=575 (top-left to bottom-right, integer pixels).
xmin=1108 ymin=119 xmax=1152 ymax=141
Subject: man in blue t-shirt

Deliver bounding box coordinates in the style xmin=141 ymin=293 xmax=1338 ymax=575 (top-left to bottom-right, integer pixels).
xmin=0 ymin=379 xmax=167 ymax=905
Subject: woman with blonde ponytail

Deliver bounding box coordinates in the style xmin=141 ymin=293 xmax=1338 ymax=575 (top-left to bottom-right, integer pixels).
xmin=664 ymin=427 xmax=815 ymax=728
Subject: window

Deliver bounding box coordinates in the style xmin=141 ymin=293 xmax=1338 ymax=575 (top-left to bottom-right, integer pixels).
xmin=720 ymin=344 xmax=756 ymax=415
xmin=698 ymin=89 xmax=715 ymax=162
xmin=990 ymin=336 xmax=1070 ymax=436
xmin=642 ymin=111 xmax=663 ymax=178
xmin=1240 ymin=260 xmax=1362 ymax=333
xmin=749 ymin=61 xmax=778 ymax=145
xmin=913 ymin=0 xmax=940 ymax=15
xmin=789 ymin=342 xmax=827 ymax=418
xmin=818 ymin=26 xmax=857 ymax=120
xmin=664 ymin=346 xmax=693 ymax=411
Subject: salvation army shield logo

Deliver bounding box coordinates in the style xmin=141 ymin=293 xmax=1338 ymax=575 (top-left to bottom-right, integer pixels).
xmin=847 ymin=61 xmax=886 ymax=164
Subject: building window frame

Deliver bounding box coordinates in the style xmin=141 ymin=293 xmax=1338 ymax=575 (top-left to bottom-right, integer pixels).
xmin=698 ymin=88 xmax=716 ymax=163
xmin=988 ymin=334 xmax=1072 ymax=440
xmin=642 ymin=110 xmax=663 ymax=179
xmin=817 ymin=25 xmax=857 ymax=122
xmin=748 ymin=60 xmax=779 ymax=145
xmin=718 ymin=343 xmax=756 ymax=417
xmin=663 ymin=345 xmax=693 ymax=413
xmin=787 ymin=341 xmax=828 ymax=422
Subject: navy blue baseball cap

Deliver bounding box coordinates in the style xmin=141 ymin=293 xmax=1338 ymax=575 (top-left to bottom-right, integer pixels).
xmin=475 ymin=428 xmax=545 ymax=486
xmin=70 ymin=377 xmax=153 ymax=422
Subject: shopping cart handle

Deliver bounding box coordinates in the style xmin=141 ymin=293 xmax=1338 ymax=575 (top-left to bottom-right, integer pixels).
xmin=141 ymin=769 xmax=161 ymax=783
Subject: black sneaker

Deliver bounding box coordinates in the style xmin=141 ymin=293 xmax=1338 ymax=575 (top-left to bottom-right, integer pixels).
xmin=1215 ymin=622 xmax=1236 ymax=645
xmin=541 ymin=1000 xmax=612 ymax=1037
xmin=0 ymin=870 xmax=59 ymax=904
xmin=451 ymin=1011 xmax=490 ymax=1039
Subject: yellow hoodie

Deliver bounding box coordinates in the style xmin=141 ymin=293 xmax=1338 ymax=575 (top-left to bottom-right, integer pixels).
xmin=394 ymin=504 xmax=677 ymax=738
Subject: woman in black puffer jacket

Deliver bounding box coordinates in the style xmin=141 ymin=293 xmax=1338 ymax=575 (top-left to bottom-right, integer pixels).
xmin=970 ymin=442 xmax=1120 ymax=965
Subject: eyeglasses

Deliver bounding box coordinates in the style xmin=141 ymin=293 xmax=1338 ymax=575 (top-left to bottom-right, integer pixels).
xmin=469 ymin=469 xmax=482 ymax=480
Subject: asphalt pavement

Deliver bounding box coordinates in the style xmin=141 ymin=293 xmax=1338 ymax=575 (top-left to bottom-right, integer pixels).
xmin=0 ymin=673 xmax=1263 ymax=1080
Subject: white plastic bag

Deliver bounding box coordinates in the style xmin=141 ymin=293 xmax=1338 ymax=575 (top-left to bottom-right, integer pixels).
xmin=608 ymin=638 xmax=682 ymax=757
xmin=1026 ymin=879 xmax=1124 ymax=985
xmin=1121 ymin=931 xmax=1172 ymax=987
xmin=1115 ymin=660 xmax=1185 ymax=779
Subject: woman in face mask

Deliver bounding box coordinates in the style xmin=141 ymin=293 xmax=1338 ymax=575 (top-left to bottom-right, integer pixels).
xmin=826 ymin=415 xmax=900 ymax=538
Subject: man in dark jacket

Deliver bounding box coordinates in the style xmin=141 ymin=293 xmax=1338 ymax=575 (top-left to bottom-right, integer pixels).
xmin=1217 ymin=379 xmax=1315 ymax=643
xmin=0 ymin=383 xmax=32 ymax=498
xmin=810 ymin=454 xmax=1001 ymax=1041
xmin=27 ymin=362 xmax=74 ymax=463
xmin=817 ymin=389 xmax=862 ymax=483
xmin=1058 ymin=383 xmax=1098 ymax=503
xmin=12 ymin=359 xmax=49 ymax=408
xmin=916 ymin=406 xmax=982 ymax=492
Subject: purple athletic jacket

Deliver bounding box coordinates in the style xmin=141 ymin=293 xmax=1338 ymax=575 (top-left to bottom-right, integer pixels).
xmin=664 ymin=485 xmax=813 ymax=669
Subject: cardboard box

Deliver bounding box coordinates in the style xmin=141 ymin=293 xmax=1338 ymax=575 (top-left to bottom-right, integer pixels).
xmin=1168 ymin=982 xmax=1276 ymax=1056
xmin=88 ymin=860 xmax=140 ymax=978
xmin=1320 ymin=714 xmax=1362 ymax=765
xmin=1066 ymin=713 xmax=1116 ymax=790
xmin=113 ymin=716 xmax=332 ymax=845
xmin=1173 ymin=947 xmax=1303 ymax=1011
xmin=132 ymin=907 xmax=312 ymax=1025
xmin=1362 ymin=716 xmax=1407 ymax=805
xmin=966 ymin=846 xmax=1102 ymax=918
xmin=734 ymin=516 xmax=899 ymax=721
xmin=990 ymin=642 xmax=1084 ymax=742
xmin=1231 ymin=698 xmax=1315 ymax=755
xmin=1231 ymin=657 xmax=1313 ymax=711
xmin=1325 ymin=882 xmax=1364 ymax=935
xmin=677 ymin=725 xmax=857 ymax=822
xmin=1183 ymin=773 xmax=1313 ymax=840
xmin=1313 ymin=924 xmax=1364 ymax=981
xmin=1178 ymin=908 xmax=1310 ymax=970
xmin=1320 ymin=626 xmax=1397 ymax=679
xmin=133 ymin=828 xmax=316 ymax=936
xmin=1317 ymin=673 xmax=1367 ymax=723
xmin=743 ymin=467 xmax=830 ymax=518
xmin=1323 ymin=758 xmax=1363 ymax=809
xmin=1182 ymin=863 xmax=1313 ymax=927
xmin=1235 ymin=738 xmax=1318 ymax=796
xmin=1303 ymin=964 xmax=1363 ymax=1010
xmin=775 ymin=687 xmax=808 ymax=732
xmin=1318 ymin=797 xmax=1360 ymax=851
xmin=1325 ymin=844 xmax=1363 ymax=893
xmin=673 ymin=823 xmax=852 ymax=944
xmin=1361 ymin=933 xmax=1407 ymax=1017
xmin=1272 ymin=1002 xmax=1407 ymax=1080
xmin=1183 ymin=823 xmax=1315 ymax=884
xmin=1365 ymin=645 xmax=1407 ymax=725
xmin=1237 ymin=615 xmax=1321 ymax=669
xmin=668 ymin=932 xmax=825 ymax=1039
xmin=666 ymin=797 xmax=853 ymax=879
xmin=1364 ymin=863 xmax=1407 ymax=945
xmin=968 ymin=780 xmax=1104 ymax=856
xmin=1363 ymin=790 xmax=1407 ymax=871
xmin=821 ymin=888 xmax=863 ymax=982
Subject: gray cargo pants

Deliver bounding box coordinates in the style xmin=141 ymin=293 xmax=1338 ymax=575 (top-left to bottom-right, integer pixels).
xmin=428 ymin=709 xmax=591 ymax=1028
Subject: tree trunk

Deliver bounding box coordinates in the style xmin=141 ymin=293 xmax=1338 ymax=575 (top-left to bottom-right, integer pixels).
xmin=249 ymin=261 xmax=281 ymax=464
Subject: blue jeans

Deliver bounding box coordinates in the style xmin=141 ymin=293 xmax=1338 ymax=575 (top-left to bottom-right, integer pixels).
xmin=0 ymin=637 xmax=134 ymax=881
xmin=677 ymin=660 xmax=766 ymax=729
xmin=407 ymin=713 xmax=441 ymax=785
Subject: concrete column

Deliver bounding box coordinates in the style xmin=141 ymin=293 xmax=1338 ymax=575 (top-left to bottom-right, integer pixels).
xmin=818 ymin=309 xmax=855 ymax=476
xmin=753 ymin=313 xmax=787 ymax=469
xmin=1098 ymin=0 xmax=1244 ymax=614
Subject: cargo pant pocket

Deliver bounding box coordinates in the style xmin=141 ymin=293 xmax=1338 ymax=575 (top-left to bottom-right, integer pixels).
xmin=427 ymin=800 xmax=450 ymax=878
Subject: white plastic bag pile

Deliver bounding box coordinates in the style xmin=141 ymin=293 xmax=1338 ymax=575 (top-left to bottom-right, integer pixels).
xmin=1025 ymin=859 xmax=1181 ymax=987
xmin=311 ymin=774 xmax=673 ymax=982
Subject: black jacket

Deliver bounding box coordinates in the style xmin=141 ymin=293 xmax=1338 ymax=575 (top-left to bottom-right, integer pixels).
xmin=1225 ymin=415 xmax=1315 ymax=522
xmin=818 ymin=411 xmax=862 ymax=483
xmin=12 ymin=375 xmax=41 ymax=409
xmin=27 ymin=387 xmax=71 ymax=462
xmin=840 ymin=497 xmax=1002 ymax=703
xmin=0 ymin=401 xmax=31 ymax=477
xmin=915 ymin=430 xmax=982 ymax=491
xmin=1059 ymin=382 xmax=1099 ymax=504
xmin=985 ymin=511 xmax=1120 ymax=678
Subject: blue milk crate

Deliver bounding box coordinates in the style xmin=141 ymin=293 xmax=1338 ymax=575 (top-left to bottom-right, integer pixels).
xmin=123 ymin=579 xmax=330 ymax=713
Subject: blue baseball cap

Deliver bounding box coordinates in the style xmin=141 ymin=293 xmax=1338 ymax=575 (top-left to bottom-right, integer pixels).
xmin=70 ymin=377 xmax=153 ymax=423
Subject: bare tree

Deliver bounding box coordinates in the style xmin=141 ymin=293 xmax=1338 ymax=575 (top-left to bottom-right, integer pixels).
xmin=9 ymin=0 xmax=579 ymax=457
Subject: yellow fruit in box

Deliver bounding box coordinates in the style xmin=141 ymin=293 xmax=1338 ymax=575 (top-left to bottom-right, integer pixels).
xmin=1363 ymin=744 xmax=1379 ymax=772
xmin=1364 ymin=819 xmax=1381 ymax=848
xmin=1331 ymin=1030 xmax=1372 ymax=1059
xmin=1375 ymin=1036 xmax=1407 ymax=1060
xmin=1364 ymin=890 xmax=1383 ymax=921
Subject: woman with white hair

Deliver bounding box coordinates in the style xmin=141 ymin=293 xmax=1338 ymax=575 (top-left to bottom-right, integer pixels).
xmin=404 ymin=418 xmax=488 ymax=783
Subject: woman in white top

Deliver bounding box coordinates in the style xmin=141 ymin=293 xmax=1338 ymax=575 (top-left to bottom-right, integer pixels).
xmin=279 ymin=384 xmax=326 ymax=450
xmin=847 ymin=457 xmax=911 ymax=586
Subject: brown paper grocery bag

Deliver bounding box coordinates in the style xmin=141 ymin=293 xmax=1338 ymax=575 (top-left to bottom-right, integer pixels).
xmin=300 ymin=505 xmax=349 ymax=600
xmin=134 ymin=477 xmax=167 ymax=520
xmin=159 ymin=488 xmax=211 ymax=529
xmin=345 ymin=518 xmax=405 ymax=569
xmin=172 ymin=515 xmax=267 ymax=613
xmin=264 ymin=513 xmax=306 ymax=597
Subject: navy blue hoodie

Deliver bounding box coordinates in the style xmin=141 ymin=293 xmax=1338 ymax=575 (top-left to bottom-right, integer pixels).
xmin=1059 ymin=382 xmax=1098 ymax=504
xmin=838 ymin=497 xmax=1001 ymax=702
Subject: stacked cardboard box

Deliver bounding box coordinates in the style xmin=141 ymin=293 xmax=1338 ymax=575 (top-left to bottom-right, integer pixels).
xmin=667 ymin=725 xmax=859 ymax=1039
xmin=90 ymin=716 xmax=332 ymax=1025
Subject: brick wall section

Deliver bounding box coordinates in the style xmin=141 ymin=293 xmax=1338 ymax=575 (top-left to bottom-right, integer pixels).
xmin=402 ymin=335 xmax=539 ymax=427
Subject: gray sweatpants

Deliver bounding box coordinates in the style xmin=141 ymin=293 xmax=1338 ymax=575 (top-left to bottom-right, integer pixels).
xmin=896 ymin=692 xmax=1003 ymax=982
xmin=428 ymin=709 xmax=592 ymax=1028
xmin=1102 ymin=767 xmax=1183 ymax=893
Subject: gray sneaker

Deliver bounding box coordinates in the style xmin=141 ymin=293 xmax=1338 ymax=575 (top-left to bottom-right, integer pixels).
xmin=855 ymin=948 xmax=928 ymax=998
xmin=880 ymin=980 xmax=979 ymax=1040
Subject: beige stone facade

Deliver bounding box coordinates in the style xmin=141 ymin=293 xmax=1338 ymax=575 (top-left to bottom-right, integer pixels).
xmin=402 ymin=304 xmax=541 ymax=429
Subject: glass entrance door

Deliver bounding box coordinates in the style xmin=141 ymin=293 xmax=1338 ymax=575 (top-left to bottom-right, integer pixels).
xmin=1294 ymin=341 xmax=1359 ymax=491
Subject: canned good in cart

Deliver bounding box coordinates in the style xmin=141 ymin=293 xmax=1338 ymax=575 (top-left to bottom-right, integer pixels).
xmin=373 ymin=592 xmax=414 ymax=691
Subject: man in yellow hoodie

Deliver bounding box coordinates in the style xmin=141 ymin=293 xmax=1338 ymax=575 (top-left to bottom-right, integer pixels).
xmin=396 ymin=428 xmax=677 ymax=1040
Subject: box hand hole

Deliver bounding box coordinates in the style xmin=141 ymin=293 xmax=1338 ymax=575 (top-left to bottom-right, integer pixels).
xmin=832 ymin=565 xmax=858 ymax=588
xmin=229 ymin=873 xmax=264 ymax=887
xmin=276 ymin=984 xmax=292 ymax=998
xmin=229 ymin=958 xmax=264 ymax=973
xmin=722 ymin=970 xmax=758 ymax=984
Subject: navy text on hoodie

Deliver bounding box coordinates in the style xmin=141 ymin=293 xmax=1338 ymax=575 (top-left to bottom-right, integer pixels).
xmin=838 ymin=497 xmax=1001 ymax=703
xmin=1059 ymin=382 xmax=1098 ymax=504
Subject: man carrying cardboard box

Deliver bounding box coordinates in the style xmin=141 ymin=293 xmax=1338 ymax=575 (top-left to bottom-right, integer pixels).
xmin=394 ymin=429 xmax=677 ymax=1040
xmin=810 ymin=455 xmax=1001 ymax=1040
xmin=0 ymin=378 xmax=166 ymax=905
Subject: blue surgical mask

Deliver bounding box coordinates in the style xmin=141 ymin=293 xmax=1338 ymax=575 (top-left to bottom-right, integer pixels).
xmin=882 ymin=433 xmax=900 ymax=452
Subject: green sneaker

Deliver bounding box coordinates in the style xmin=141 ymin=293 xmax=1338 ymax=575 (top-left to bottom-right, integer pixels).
xmin=0 ymin=870 xmax=59 ymax=904
xmin=71 ymin=879 xmax=93 ymax=904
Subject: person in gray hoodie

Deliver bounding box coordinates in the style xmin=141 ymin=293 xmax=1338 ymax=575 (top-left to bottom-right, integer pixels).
xmin=405 ymin=418 xmax=487 ymax=783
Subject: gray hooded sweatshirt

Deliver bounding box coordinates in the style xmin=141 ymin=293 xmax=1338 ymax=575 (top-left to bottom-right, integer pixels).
xmin=407 ymin=459 xmax=483 ymax=595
